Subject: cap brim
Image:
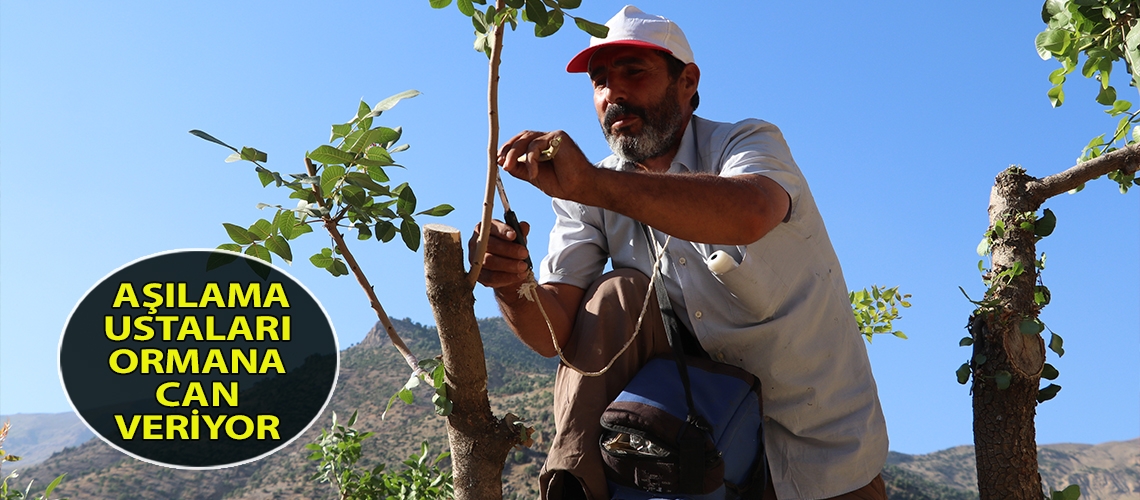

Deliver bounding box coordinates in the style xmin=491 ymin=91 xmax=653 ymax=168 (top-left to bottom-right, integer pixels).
xmin=565 ymin=40 xmax=673 ymax=73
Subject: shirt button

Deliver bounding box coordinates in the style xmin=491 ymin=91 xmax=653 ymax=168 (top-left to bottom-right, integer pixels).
xmin=694 ymin=311 xmax=703 ymax=319
xmin=717 ymin=352 xmax=725 ymax=361
xmin=678 ymin=257 xmax=687 ymax=265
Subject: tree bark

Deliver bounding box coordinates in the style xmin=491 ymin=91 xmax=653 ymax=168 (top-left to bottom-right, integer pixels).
xmin=423 ymin=224 xmax=521 ymax=500
xmin=971 ymin=144 xmax=1139 ymax=500
xmin=973 ymin=167 xmax=1046 ymax=500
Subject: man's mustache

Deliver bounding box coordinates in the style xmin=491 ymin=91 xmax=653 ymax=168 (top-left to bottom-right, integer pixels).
xmin=604 ymin=103 xmax=647 ymax=132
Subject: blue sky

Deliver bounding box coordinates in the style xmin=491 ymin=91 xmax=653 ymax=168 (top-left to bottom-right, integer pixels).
xmin=1 ymin=1 xmax=1136 ymax=456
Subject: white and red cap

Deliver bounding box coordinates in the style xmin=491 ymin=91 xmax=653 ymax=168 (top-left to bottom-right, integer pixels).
xmin=566 ymin=5 xmax=694 ymax=73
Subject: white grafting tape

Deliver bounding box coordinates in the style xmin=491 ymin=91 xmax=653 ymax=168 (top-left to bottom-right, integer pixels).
xmin=705 ymin=249 xmax=768 ymax=317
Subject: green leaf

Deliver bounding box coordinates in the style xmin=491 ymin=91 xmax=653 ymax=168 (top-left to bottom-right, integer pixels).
xmin=416 ymin=204 xmax=454 ymax=217
xmin=189 ymin=130 xmax=238 ymax=153
xmin=245 ymin=243 xmax=271 ymax=263
xmin=374 ymin=126 xmax=402 ymax=148
xmin=1038 ymin=383 xmax=1062 ymax=403
xmin=433 ymin=389 xmax=453 ymax=416
xmin=398 ymin=387 xmax=414 ymax=405
xmin=401 ymin=218 xmax=421 ymax=251
xmin=574 ymin=17 xmax=609 ymax=38
xmin=1035 ymin=29 xmax=1069 ymax=59
xmin=330 ymin=122 xmax=352 ymax=142
xmin=457 ymin=0 xmax=474 ymax=16
xmin=429 ymin=0 xmax=452 ymax=8
xmin=43 ymin=473 xmax=66 ymax=497
xmin=432 ymin=362 xmax=446 ymax=387
xmin=342 ymin=184 xmax=367 ymax=208
xmin=328 ymin=258 xmax=349 ymax=277
xmin=240 ymin=146 xmax=267 ymax=163
xmin=257 ymin=169 xmax=274 ymax=187
xmin=976 ymin=236 xmax=991 ymax=256
xmin=321 ymin=164 xmax=346 ymax=195
xmin=994 ymin=370 xmax=1012 ymax=390
xmin=1096 ymin=85 xmax=1118 ymax=106
xmin=310 ymin=248 xmax=334 ymax=269
xmin=365 ymin=145 xmax=394 ymax=165
xmin=1053 ymin=484 xmax=1080 ymax=500
xmin=524 ymin=0 xmax=547 ymax=26
xmin=956 ymin=363 xmax=971 ymax=384
xmin=1047 ymin=84 xmax=1065 ymax=107
xmin=355 ymin=222 xmax=372 ymax=240
xmin=1041 ymin=363 xmax=1059 ymax=380
xmin=344 ymin=171 xmax=386 ymax=193
xmin=559 ymin=0 xmax=580 ymax=8
xmin=207 ymin=245 xmax=242 ymax=271
xmin=397 ymin=185 xmax=417 ymax=216
xmin=223 ymin=223 xmax=255 ymax=245
xmin=1049 ymin=332 xmax=1065 ymax=357
xmin=505 ymin=0 xmax=523 ymax=8
xmin=355 ymin=99 xmax=371 ymax=122
xmin=535 ymin=7 xmax=563 ymax=37
xmin=264 ymin=235 xmax=293 ymax=264
xmin=367 ymin=165 xmax=389 ymax=183
xmin=291 ymin=222 xmax=313 ymax=239
xmin=274 ymin=210 xmax=296 ymax=239
xmin=472 ymin=8 xmax=488 ymax=33
xmin=375 ymin=220 xmax=397 ymax=242
xmin=308 ymin=145 xmax=355 ymax=165
xmin=248 ymin=218 xmax=273 ymax=240
xmin=959 ymin=337 xmax=974 ymax=346
xmin=1036 ymin=208 xmax=1056 ymax=237
xmin=1019 ymin=318 xmax=1045 ymax=335
xmin=1047 ymin=67 xmax=1067 ymax=85
xmin=369 ymin=89 xmax=421 ymax=117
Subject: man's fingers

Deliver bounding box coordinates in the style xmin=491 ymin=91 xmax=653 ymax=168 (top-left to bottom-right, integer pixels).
xmin=469 ymin=220 xmax=529 ymax=265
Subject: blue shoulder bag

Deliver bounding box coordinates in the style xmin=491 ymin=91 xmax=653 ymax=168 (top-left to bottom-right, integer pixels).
xmin=599 ymin=225 xmax=767 ymax=499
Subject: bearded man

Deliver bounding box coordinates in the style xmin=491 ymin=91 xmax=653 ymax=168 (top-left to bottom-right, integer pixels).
xmin=472 ymin=6 xmax=888 ymax=500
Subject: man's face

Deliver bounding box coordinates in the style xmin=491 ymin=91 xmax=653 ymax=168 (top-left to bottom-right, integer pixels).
xmin=589 ymin=46 xmax=685 ymax=165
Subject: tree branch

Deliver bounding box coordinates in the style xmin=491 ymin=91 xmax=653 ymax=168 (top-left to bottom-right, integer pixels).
xmin=1028 ymin=142 xmax=1140 ymax=202
xmin=466 ymin=0 xmax=508 ymax=288
xmin=305 ymin=157 xmax=424 ymax=376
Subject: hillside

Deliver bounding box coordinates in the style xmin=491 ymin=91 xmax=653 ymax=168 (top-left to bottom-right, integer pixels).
xmin=0 ymin=412 xmax=93 ymax=467
xmin=11 ymin=318 xmax=1139 ymax=499
xmin=15 ymin=318 xmax=558 ymax=500
xmin=884 ymin=439 xmax=1140 ymax=500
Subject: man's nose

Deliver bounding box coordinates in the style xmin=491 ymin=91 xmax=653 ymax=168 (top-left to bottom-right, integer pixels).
xmin=600 ymin=79 xmax=627 ymax=104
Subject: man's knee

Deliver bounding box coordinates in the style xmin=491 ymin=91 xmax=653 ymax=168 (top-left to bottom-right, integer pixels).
xmin=583 ymin=268 xmax=649 ymax=310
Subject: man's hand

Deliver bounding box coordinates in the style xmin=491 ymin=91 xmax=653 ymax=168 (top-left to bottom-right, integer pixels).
xmin=469 ymin=219 xmax=532 ymax=289
xmin=498 ymin=130 xmax=597 ymax=204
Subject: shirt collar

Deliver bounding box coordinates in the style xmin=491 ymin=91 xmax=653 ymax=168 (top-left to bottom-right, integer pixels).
xmin=669 ymin=116 xmax=697 ymax=174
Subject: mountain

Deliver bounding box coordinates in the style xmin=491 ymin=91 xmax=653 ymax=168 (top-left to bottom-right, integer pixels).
xmin=9 ymin=318 xmax=1139 ymax=499
xmin=883 ymin=440 xmax=1140 ymax=500
xmin=0 ymin=412 xmax=94 ymax=467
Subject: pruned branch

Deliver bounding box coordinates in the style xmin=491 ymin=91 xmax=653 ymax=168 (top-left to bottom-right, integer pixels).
xmin=1028 ymin=142 xmax=1140 ymax=202
xmin=466 ymin=0 xmax=509 ymax=288
xmin=305 ymin=157 xmax=424 ymax=376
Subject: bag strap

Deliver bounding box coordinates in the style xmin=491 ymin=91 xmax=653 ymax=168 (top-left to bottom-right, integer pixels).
xmin=639 ymin=223 xmax=713 ymax=493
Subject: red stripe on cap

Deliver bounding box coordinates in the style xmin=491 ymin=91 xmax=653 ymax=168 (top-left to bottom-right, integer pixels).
xmin=565 ymin=39 xmax=673 ymax=73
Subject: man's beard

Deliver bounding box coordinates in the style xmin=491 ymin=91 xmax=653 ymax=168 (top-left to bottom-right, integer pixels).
xmin=602 ymin=83 xmax=684 ymax=166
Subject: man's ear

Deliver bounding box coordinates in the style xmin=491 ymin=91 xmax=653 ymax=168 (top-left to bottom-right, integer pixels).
xmin=680 ymin=63 xmax=700 ymax=108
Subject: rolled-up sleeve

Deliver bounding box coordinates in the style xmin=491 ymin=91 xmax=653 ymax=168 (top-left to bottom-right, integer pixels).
xmin=539 ymin=197 xmax=608 ymax=290
xmin=716 ymin=120 xmax=805 ymax=211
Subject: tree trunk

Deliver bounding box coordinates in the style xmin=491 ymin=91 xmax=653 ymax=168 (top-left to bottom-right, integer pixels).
xmin=973 ymin=168 xmax=1046 ymax=500
xmin=422 ymin=224 xmax=521 ymax=500
xmin=970 ymin=145 xmax=1140 ymax=499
